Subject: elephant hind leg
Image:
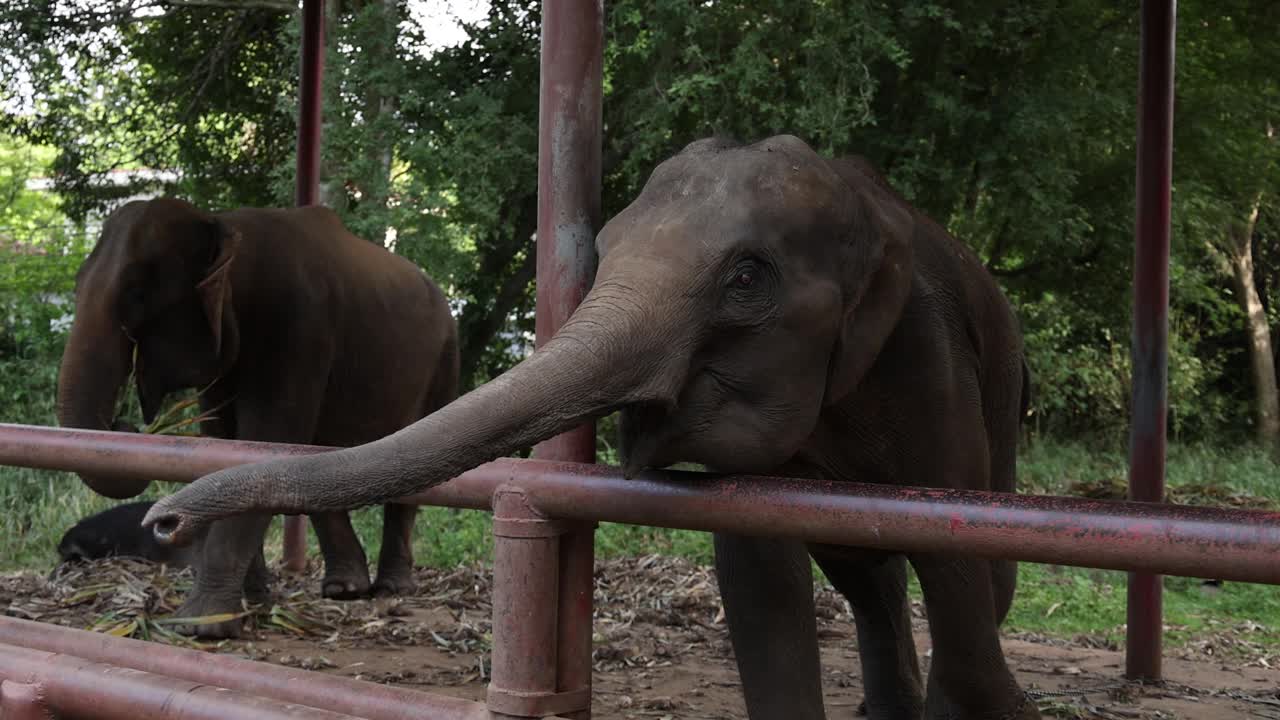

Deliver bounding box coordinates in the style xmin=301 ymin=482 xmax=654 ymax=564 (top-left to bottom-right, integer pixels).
xmin=810 ymin=546 xmax=924 ymax=720
xmin=713 ymin=533 xmax=825 ymax=720
xmin=313 ymin=511 xmax=372 ymax=600
xmin=372 ymin=503 xmax=417 ymax=596
xmin=910 ymin=554 xmax=1039 ymax=720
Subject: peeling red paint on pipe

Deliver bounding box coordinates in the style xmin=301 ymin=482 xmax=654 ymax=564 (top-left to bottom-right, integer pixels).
xmin=0 ymin=642 xmax=361 ymax=719
xmin=0 ymin=616 xmax=492 ymax=720
xmin=2 ymin=425 xmax=1278 ymax=585
xmin=528 ymin=1 xmax=604 ymax=718
xmin=1128 ymin=0 xmax=1177 ymax=682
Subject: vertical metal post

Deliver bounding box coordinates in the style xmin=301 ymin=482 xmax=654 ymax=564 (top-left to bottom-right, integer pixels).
xmin=1126 ymin=0 xmax=1176 ymax=682
xmin=484 ymin=2 xmax=604 ymax=718
xmin=282 ymin=0 xmax=328 ymax=573
xmin=531 ymin=4 xmax=603 ymax=719
xmin=295 ymin=0 xmax=326 ymax=209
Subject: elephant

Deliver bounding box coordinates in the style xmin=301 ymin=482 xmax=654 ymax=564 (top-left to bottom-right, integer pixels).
xmin=58 ymin=500 xmax=199 ymax=568
xmin=148 ymin=135 xmax=1038 ymax=719
xmin=58 ymin=197 xmax=459 ymax=638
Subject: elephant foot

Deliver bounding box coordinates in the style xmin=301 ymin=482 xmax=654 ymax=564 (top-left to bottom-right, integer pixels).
xmin=1009 ymin=695 xmax=1042 ymax=720
xmin=169 ymin=592 xmax=252 ymax=639
xmin=371 ymin=567 xmax=416 ymax=598
xmin=244 ymin=563 xmax=273 ymax=606
xmin=244 ymin=580 xmax=273 ymax=607
xmin=322 ymin=567 xmax=372 ymax=600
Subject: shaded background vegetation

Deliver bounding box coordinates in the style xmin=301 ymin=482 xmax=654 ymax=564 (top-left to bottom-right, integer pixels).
xmin=0 ymin=0 xmax=1277 ymax=574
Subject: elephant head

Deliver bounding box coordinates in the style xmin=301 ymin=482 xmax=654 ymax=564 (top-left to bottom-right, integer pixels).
xmin=146 ymin=135 xmax=913 ymax=540
xmin=58 ymin=197 xmax=241 ymax=499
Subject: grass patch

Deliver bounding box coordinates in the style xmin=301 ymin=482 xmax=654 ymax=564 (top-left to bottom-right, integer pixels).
xmin=3 ymin=440 xmax=1276 ymax=652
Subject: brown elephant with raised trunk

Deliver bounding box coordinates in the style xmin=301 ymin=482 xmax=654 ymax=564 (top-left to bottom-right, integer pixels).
xmin=58 ymin=197 xmax=458 ymax=638
xmin=148 ymin=136 xmax=1038 ymax=719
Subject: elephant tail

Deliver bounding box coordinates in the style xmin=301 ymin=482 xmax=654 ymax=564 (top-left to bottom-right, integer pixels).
xmin=424 ymin=329 xmax=461 ymax=417
xmin=1018 ymin=356 xmax=1033 ymax=425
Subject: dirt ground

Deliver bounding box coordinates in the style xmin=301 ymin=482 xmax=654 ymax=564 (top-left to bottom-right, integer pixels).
xmin=3 ymin=556 xmax=1278 ymax=719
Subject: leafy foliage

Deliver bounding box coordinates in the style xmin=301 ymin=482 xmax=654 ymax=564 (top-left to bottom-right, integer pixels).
xmin=0 ymin=0 xmax=1278 ymax=451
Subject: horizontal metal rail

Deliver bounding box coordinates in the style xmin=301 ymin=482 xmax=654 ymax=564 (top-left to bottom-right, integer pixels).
xmin=3 ymin=423 xmax=1278 ymax=584
xmin=0 ymin=640 xmax=364 ymax=719
xmin=0 ymin=617 xmax=494 ymax=720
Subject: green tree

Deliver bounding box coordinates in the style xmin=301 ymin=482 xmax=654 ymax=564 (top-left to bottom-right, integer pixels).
xmin=1174 ymin=0 xmax=1280 ymax=454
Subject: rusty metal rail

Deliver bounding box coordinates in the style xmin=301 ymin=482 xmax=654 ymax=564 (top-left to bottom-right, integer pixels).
xmin=3 ymin=423 xmax=1279 ymax=585
xmin=0 ymin=617 xmax=496 ymax=720
xmin=0 ymin=640 xmax=364 ymax=719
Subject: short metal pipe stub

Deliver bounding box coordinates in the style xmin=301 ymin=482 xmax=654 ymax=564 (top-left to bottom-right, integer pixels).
xmin=0 ymin=681 xmax=53 ymax=720
xmin=487 ymin=686 xmax=591 ymax=719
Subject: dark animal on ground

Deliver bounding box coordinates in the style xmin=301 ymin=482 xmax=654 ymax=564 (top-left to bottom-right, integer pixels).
xmin=58 ymin=500 xmax=198 ymax=568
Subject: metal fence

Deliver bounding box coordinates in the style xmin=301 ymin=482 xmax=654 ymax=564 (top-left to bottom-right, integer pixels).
xmin=2 ymin=1 xmax=1276 ymax=718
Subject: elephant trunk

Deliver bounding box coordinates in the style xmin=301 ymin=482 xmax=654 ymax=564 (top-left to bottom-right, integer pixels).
xmin=56 ymin=305 xmax=152 ymax=499
xmin=146 ymin=278 xmax=688 ymax=543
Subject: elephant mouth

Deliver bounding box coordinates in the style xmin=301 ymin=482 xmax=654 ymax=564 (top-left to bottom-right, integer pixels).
xmin=619 ymin=402 xmax=683 ymax=478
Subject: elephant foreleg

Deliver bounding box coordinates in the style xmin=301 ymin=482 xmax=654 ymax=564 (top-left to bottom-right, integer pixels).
xmin=176 ymin=513 xmax=274 ymax=638
xmin=244 ymin=543 xmax=271 ymax=605
xmin=714 ymin=533 xmax=825 ymax=720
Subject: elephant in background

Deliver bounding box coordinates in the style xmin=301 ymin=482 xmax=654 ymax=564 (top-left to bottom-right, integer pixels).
xmin=58 ymin=197 xmax=459 ymax=638
xmin=150 ymin=136 xmax=1037 ymax=718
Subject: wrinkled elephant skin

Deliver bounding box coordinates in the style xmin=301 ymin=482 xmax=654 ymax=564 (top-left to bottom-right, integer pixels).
xmin=148 ymin=137 xmax=1038 ymax=718
xmin=57 ymin=197 xmax=459 ymax=637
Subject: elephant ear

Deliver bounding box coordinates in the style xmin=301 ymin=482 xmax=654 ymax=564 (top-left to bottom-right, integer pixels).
xmin=824 ymin=157 xmax=915 ymax=405
xmin=195 ymin=218 xmax=241 ymax=361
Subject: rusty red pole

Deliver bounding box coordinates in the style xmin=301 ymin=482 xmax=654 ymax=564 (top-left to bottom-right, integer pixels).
xmin=282 ymin=0 xmax=328 ymax=573
xmin=295 ymin=0 xmax=326 ymax=209
xmin=487 ymin=489 xmax=589 ymax=719
xmin=0 ymin=617 xmax=493 ymax=720
xmin=486 ymin=1 xmax=605 ymax=718
xmin=1126 ymin=0 xmax=1176 ymax=682
xmin=0 ymin=642 xmax=363 ymax=719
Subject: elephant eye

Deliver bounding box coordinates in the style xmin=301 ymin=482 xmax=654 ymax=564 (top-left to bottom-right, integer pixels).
xmin=726 ymin=257 xmax=767 ymax=292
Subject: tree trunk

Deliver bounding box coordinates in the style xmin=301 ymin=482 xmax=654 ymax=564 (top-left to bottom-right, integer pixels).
xmin=456 ymin=194 xmax=539 ymax=388
xmin=1226 ymin=197 xmax=1280 ymax=456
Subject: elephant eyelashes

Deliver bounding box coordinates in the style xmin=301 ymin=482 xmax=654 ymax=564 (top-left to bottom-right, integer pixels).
xmin=720 ymin=257 xmax=775 ymax=324
xmin=725 ymin=258 xmax=774 ymax=296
